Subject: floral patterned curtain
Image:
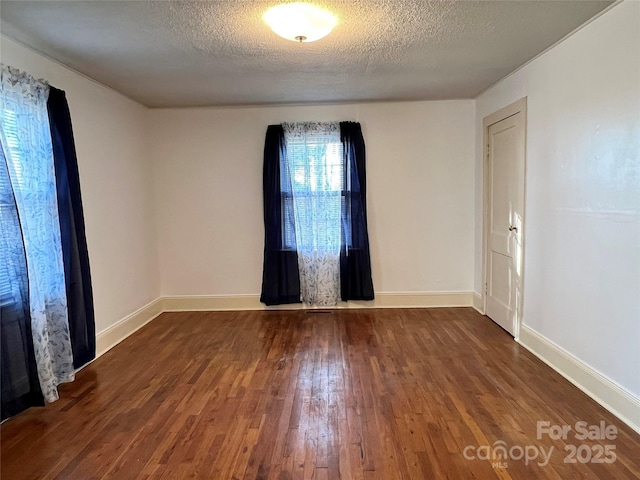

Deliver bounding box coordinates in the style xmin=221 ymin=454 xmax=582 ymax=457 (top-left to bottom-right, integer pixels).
xmin=0 ymin=65 xmax=74 ymax=402
xmin=282 ymin=122 xmax=343 ymax=306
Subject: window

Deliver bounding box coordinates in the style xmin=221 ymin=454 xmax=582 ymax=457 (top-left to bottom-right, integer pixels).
xmin=0 ymin=162 xmax=15 ymax=305
xmin=261 ymin=121 xmax=374 ymax=306
xmin=280 ymin=123 xmax=354 ymax=255
xmin=2 ymin=66 xmax=96 ymax=419
xmin=0 ymin=108 xmax=22 ymax=306
xmin=281 ymin=136 xmax=345 ymax=251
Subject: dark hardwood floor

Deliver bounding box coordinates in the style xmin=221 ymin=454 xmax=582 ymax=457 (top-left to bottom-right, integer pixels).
xmin=1 ymin=308 xmax=639 ymax=479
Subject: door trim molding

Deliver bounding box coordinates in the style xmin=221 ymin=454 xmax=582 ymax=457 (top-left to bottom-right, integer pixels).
xmin=482 ymin=97 xmax=527 ymax=339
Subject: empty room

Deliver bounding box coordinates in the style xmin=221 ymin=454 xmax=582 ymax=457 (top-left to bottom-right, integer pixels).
xmin=1 ymin=1 xmax=639 ymax=479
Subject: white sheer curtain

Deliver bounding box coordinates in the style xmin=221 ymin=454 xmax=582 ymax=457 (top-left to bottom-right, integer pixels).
xmin=283 ymin=122 xmax=343 ymax=306
xmin=1 ymin=65 xmax=74 ymax=402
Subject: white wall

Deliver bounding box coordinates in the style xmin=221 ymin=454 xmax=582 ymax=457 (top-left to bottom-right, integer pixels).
xmin=1 ymin=36 xmax=160 ymax=335
xmin=149 ymin=101 xmax=476 ymax=297
xmin=475 ymin=2 xmax=640 ymax=397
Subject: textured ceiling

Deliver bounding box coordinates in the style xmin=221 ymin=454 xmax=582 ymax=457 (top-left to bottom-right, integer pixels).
xmin=0 ymin=0 xmax=614 ymax=108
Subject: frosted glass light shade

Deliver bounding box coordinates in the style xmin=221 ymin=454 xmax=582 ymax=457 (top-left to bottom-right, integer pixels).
xmin=263 ymin=3 xmax=337 ymax=43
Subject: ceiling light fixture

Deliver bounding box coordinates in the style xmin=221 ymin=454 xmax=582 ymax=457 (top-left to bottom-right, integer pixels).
xmin=263 ymin=3 xmax=337 ymax=43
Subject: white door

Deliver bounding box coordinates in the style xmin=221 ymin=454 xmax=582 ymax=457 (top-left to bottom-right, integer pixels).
xmin=485 ymin=107 xmax=525 ymax=337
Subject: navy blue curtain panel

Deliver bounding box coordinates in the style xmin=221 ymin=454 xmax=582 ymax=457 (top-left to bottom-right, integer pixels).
xmin=0 ymin=143 xmax=45 ymax=421
xmin=339 ymin=122 xmax=374 ymax=301
xmin=260 ymin=125 xmax=302 ymax=305
xmin=47 ymin=87 xmax=96 ymax=368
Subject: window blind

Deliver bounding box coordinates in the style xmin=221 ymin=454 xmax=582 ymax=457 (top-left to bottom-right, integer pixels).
xmin=0 ymin=108 xmax=24 ymax=303
xmin=281 ymin=136 xmax=344 ymax=251
xmin=0 ymin=144 xmax=15 ymax=303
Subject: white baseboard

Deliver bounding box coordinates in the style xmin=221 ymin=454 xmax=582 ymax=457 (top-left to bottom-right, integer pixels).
xmin=95 ymin=298 xmax=163 ymax=357
xmin=517 ymin=324 xmax=640 ymax=435
xmin=369 ymin=292 xmax=473 ymax=308
xmin=472 ymin=292 xmax=484 ymax=314
xmin=163 ymin=294 xmax=264 ymax=311
xmin=162 ymin=291 xmax=474 ymax=312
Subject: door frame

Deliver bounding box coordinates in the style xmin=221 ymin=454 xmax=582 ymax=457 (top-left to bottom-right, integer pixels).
xmin=482 ymin=97 xmax=527 ymax=340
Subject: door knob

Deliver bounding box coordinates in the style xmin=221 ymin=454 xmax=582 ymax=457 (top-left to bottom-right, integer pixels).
xmin=509 ymin=225 xmax=518 ymax=233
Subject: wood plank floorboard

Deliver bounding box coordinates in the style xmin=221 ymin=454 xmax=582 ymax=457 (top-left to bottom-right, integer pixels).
xmin=1 ymin=308 xmax=639 ymax=479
